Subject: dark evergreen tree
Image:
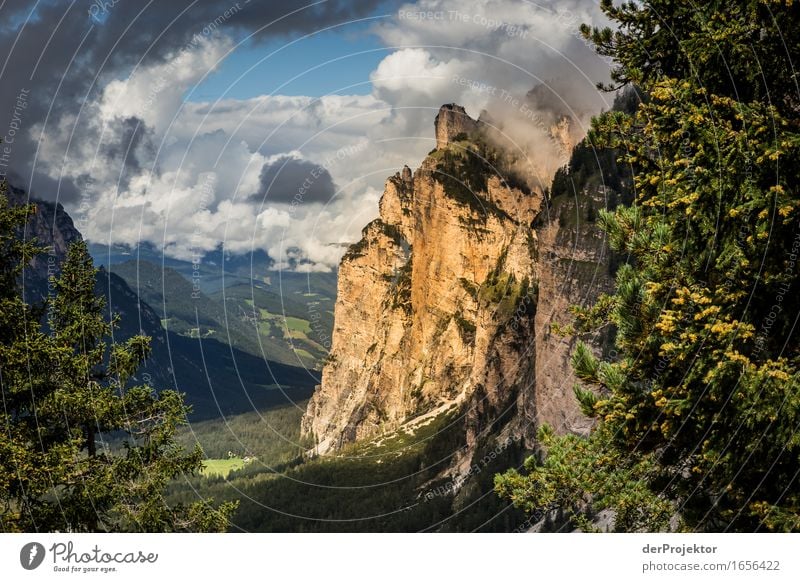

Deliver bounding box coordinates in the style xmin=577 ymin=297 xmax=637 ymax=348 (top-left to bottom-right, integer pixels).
xmin=0 ymin=181 xmax=235 ymax=532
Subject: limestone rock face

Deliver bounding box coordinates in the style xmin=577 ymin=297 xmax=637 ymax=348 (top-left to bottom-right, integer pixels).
xmin=303 ymin=106 xmax=539 ymax=455
xmin=435 ymin=104 xmax=479 ymax=149
xmin=548 ymin=116 xmax=579 ymax=164
xmin=7 ymin=185 xmax=82 ymax=283
xmin=302 ymin=104 xmax=612 ymax=468
xmin=530 ymin=187 xmax=615 ymax=437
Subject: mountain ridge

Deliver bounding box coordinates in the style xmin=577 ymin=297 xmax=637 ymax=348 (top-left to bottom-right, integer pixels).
xmin=302 ymin=105 xmax=613 ymax=482
xmin=6 ymin=184 xmax=319 ymax=419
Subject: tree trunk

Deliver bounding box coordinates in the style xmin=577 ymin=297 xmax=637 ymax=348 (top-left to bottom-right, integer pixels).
xmin=87 ymin=425 xmax=96 ymax=457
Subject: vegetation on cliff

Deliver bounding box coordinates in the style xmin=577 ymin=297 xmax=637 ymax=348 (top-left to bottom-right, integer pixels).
xmin=433 ymin=133 xmax=528 ymax=223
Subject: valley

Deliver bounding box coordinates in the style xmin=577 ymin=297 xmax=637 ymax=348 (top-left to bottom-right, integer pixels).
xmin=158 ymin=100 xmax=624 ymax=532
xmin=7 ymin=95 xmax=621 ymax=532
xmin=93 ymin=244 xmax=336 ymax=371
xmin=167 ymin=400 xmax=528 ymax=532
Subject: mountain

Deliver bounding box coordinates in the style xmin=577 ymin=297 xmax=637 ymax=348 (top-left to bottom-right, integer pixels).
xmin=110 ymin=259 xmax=334 ymax=370
xmin=90 ymin=241 xmax=337 ymax=298
xmin=302 ymin=104 xmax=616 ymax=484
xmin=92 ymin=245 xmax=336 ymax=370
xmin=164 ymin=102 xmax=632 ymax=533
xmin=5 ymin=100 xmax=626 ymax=530
xmin=8 ymin=185 xmax=318 ymax=420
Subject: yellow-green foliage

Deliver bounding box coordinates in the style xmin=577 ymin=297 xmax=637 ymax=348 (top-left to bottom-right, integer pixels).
xmin=202 ymin=458 xmax=249 ymax=478
xmin=498 ymin=0 xmax=800 ymax=532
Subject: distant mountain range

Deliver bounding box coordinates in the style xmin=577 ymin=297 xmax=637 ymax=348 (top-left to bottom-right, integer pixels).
xmin=10 ymin=186 xmax=332 ymax=420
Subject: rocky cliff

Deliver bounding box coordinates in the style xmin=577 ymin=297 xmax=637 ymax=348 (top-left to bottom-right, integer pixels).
xmin=435 ymin=104 xmax=480 ymax=149
xmin=302 ymin=105 xmax=613 ymax=473
xmin=7 ymin=185 xmax=82 ymax=298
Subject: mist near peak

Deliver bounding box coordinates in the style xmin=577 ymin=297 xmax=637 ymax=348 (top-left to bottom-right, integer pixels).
xmin=478 ymin=76 xmax=609 ymax=193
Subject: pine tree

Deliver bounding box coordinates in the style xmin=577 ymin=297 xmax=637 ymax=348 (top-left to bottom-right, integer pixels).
xmin=0 ymin=182 xmax=236 ymax=532
xmin=497 ymin=0 xmax=800 ymax=531
xmin=0 ymin=179 xmax=54 ymax=531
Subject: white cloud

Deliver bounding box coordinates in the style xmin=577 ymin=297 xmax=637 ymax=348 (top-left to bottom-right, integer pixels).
xmin=371 ymin=48 xmax=468 ymax=98
xmin=99 ymin=36 xmax=234 ymax=132
xmin=373 ymin=0 xmax=613 ymax=117
xmin=39 ymin=0 xmax=613 ymax=272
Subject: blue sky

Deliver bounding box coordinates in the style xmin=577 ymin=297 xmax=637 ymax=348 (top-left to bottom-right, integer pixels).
xmin=191 ymin=19 xmax=391 ymax=100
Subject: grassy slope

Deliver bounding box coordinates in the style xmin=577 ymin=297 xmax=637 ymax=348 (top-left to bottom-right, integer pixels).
xmin=168 ymin=404 xmax=527 ymax=532
xmin=111 ymin=260 xmax=334 ymax=369
xmin=211 ymin=283 xmax=334 ymax=370
xmin=202 ymin=458 xmax=249 ymax=478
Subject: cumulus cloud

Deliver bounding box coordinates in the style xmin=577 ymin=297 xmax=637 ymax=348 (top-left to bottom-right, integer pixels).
xmin=27 ymin=34 xmax=392 ymax=271
xmin=0 ymin=0 xmax=384 ymax=202
xmin=371 ymin=48 xmax=469 ymax=98
xmin=359 ymin=0 xmax=616 ymax=200
xmin=4 ymin=0 xmax=615 ymax=271
xmin=371 ymin=0 xmax=613 ymax=126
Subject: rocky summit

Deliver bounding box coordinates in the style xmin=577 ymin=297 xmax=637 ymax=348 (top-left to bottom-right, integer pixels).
xmin=302 ymin=105 xmax=612 ymax=483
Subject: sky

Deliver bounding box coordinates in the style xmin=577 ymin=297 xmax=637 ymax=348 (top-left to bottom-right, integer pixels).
xmin=192 ymin=24 xmax=388 ymax=99
xmin=0 ymin=0 xmax=613 ymax=272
